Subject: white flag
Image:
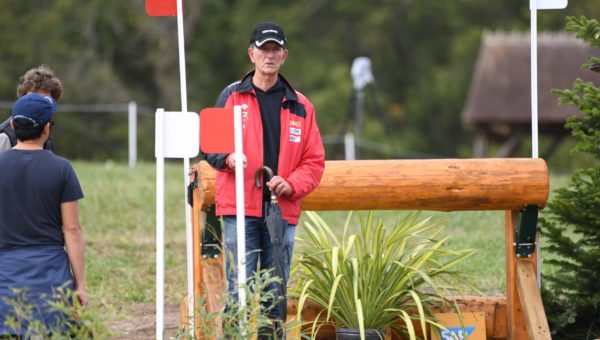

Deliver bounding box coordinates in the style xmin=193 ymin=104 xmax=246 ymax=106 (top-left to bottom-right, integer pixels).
xmin=533 ymin=0 xmax=568 ymax=10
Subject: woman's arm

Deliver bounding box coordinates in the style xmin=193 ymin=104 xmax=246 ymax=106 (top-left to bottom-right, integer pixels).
xmin=61 ymin=200 xmax=88 ymax=308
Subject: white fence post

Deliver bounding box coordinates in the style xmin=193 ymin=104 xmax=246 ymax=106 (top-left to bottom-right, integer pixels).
xmin=344 ymin=132 xmax=356 ymax=160
xmin=128 ymin=101 xmax=138 ymax=168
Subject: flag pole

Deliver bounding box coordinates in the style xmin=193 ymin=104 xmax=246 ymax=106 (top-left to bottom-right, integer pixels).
xmin=530 ymin=0 xmax=542 ymax=288
xmin=155 ymin=108 xmax=165 ymax=340
xmin=233 ymin=105 xmax=247 ymax=333
xmin=174 ymin=0 xmax=195 ymax=333
xmin=531 ymin=0 xmax=539 ymax=160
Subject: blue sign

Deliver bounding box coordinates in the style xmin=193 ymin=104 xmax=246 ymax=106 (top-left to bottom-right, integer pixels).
xmin=440 ymin=326 xmax=475 ymax=340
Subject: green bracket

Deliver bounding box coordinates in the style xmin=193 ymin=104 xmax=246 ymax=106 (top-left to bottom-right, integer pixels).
xmin=201 ymin=205 xmax=222 ymax=259
xmin=514 ymin=205 xmax=539 ymax=258
xmin=187 ymin=168 xmax=199 ymax=206
xmin=189 ymin=175 xmax=198 ymax=190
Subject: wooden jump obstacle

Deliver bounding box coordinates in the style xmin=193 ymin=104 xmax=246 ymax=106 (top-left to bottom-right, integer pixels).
xmin=185 ymin=158 xmax=551 ymax=339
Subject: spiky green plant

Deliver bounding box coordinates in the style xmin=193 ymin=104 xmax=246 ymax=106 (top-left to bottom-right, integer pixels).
xmin=291 ymin=211 xmax=478 ymax=340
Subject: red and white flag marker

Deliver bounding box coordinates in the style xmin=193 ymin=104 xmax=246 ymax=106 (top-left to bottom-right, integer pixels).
xmin=147 ymin=0 xmax=244 ymax=337
xmin=146 ymin=0 xmax=194 ymax=339
xmin=199 ymin=106 xmax=246 ymax=331
xmin=154 ymin=109 xmax=198 ymax=339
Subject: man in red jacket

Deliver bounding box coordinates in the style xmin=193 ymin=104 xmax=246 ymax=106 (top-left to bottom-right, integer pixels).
xmin=205 ymin=22 xmax=325 ymax=337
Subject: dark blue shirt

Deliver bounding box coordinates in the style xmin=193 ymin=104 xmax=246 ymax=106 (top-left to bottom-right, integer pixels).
xmin=0 ymin=149 xmax=84 ymax=250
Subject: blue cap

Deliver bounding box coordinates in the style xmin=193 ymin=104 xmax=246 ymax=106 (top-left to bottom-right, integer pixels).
xmin=12 ymin=93 xmax=57 ymax=127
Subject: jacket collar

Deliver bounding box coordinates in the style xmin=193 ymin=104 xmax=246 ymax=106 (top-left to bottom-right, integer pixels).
xmin=239 ymin=71 xmax=299 ymax=102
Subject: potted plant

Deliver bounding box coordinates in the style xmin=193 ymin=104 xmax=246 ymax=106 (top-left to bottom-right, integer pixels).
xmin=291 ymin=211 xmax=478 ymax=340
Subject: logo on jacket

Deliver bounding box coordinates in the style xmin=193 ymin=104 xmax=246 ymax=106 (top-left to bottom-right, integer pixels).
xmin=241 ymin=104 xmax=249 ymax=129
xmin=290 ymin=120 xmax=302 ymax=128
xmin=290 ymin=127 xmax=301 ymax=135
xmin=290 ymin=135 xmax=301 ymax=143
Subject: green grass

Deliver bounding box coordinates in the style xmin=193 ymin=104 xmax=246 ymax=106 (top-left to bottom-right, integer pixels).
xmin=74 ymin=161 xmax=188 ymax=337
xmin=72 ymin=160 xmax=571 ymax=336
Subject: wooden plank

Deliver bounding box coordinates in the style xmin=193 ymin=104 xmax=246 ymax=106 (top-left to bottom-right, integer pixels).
xmin=177 ymin=175 xmax=203 ymax=331
xmin=197 ymin=158 xmax=549 ymax=211
xmin=193 ymin=182 xmax=202 ymax=308
xmin=436 ymin=295 xmax=507 ymax=339
xmin=288 ymin=296 xmax=508 ymax=339
xmin=516 ymin=262 xmax=551 ymax=340
xmin=505 ymin=210 xmax=529 ymax=340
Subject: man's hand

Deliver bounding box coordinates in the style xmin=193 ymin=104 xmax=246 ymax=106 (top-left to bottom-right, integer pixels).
xmin=227 ymin=153 xmax=247 ymax=169
xmin=267 ymin=176 xmax=292 ymax=196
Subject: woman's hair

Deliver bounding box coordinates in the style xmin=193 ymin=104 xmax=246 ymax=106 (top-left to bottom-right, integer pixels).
xmin=16 ymin=65 xmax=63 ymax=101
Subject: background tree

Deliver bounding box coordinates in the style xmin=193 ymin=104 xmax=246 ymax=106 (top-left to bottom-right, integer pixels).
xmin=0 ymin=0 xmax=598 ymax=161
xmin=540 ymin=15 xmax=600 ymax=339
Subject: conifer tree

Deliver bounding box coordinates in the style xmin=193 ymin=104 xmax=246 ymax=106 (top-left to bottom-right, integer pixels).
xmin=540 ymin=15 xmax=600 ymax=339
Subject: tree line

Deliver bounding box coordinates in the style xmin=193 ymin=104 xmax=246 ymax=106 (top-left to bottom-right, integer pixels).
xmin=0 ymin=0 xmax=597 ymax=161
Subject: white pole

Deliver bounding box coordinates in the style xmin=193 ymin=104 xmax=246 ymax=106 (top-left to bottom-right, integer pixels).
xmin=175 ymin=0 xmax=195 ymax=330
xmin=354 ymin=90 xmax=365 ymax=160
xmin=530 ymin=0 xmax=541 ymax=287
xmin=344 ymin=132 xmax=356 ymax=160
xmin=128 ymin=101 xmax=137 ymax=168
xmin=176 ymin=0 xmax=188 ymax=114
xmin=531 ymin=0 xmax=539 ymax=159
xmin=234 ymin=105 xmax=247 ymax=329
xmin=155 ymin=108 xmax=165 ymax=340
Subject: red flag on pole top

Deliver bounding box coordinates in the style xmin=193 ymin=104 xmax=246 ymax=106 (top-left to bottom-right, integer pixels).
xmin=200 ymin=108 xmax=235 ymax=153
xmin=145 ymin=0 xmax=179 ymax=16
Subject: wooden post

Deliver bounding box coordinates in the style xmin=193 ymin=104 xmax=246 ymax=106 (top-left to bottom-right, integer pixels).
xmin=505 ymin=210 xmax=529 ymax=339
xmin=505 ymin=209 xmax=551 ymax=340
xmin=182 ymin=164 xmax=225 ymax=338
xmin=516 ymin=262 xmax=551 ymax=340
xmin=192 ymin=175 xmax=203 ymax=307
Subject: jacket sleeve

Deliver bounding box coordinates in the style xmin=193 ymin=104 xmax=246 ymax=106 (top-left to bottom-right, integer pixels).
xmin=204 ymin=85 xmax=234 ymax=171
xmin=286 ymin=101 xmax=325 ymax=201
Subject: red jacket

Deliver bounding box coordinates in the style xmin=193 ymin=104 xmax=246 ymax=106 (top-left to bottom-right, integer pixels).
xmin=206 ymin=73 xmax=325 ymax=225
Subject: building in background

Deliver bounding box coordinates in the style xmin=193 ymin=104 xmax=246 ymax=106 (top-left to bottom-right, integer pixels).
xmin=462 ymin=32 xmax=599 ymax=158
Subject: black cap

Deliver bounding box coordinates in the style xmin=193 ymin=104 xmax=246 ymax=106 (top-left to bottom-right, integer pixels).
xmin=249 ymin=22 xmax=286 ymax=48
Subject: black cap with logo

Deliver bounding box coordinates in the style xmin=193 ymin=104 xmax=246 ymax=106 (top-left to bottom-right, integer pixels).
xmin=249 ymin=22 xmax=287 ymax=48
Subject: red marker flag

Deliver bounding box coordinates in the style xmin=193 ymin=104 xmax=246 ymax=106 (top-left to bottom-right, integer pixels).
xmin=200 ymin=108 xmax=235 ymax=153
xmin=145 ymin=0 xmax=179 ymax=16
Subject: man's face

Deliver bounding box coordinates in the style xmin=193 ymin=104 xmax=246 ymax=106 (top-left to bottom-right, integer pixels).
xmin=248 ymin=42 xmax=288 ymax=76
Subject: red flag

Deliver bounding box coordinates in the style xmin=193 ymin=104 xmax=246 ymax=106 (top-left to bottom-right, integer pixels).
xmin=200 ymin=108 xmax=235 ymax=153
xmin=145 ymin=0 xmax=179 ymax=16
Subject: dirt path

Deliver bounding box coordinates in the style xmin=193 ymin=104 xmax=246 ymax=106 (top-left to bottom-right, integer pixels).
xmin=108 ymin=303 xmax=181 ymax=339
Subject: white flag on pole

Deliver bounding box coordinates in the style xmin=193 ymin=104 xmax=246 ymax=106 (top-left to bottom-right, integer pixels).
xmin=155 ymin=109 xmax=199 ymax=340
xmin=533 ymin=0 xmax=567 ymax=9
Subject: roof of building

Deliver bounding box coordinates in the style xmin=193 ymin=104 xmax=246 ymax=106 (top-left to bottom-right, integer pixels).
xmin=462 ymin=31 xmax=599 ymax=124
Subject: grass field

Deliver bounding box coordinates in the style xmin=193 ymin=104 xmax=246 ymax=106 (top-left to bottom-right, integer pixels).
xmin=73 ymin=160 xmax=570 ymax=337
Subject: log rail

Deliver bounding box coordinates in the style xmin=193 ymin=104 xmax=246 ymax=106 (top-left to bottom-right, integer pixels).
xmin=190 ymin=158 xmax=551 ymax=339
xmin=197 ymin=158 xmax=548 ymax=211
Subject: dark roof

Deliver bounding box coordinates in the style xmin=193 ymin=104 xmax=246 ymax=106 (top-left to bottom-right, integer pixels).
xmin=462 ymin=31 xmax=599 ymax=124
